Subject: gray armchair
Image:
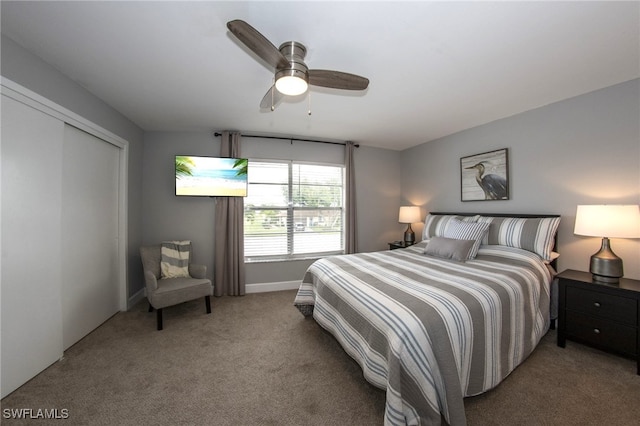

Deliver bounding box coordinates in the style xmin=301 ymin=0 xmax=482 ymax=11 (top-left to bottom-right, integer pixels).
xmin=139 ymin=244 xmax=213 ymax=330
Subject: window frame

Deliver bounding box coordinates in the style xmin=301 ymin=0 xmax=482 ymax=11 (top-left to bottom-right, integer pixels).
xmin=244 ymin=158 xmax=346 ymax=263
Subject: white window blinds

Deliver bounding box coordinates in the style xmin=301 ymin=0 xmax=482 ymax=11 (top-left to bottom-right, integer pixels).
xmin=244 ymin=160 xmax=345 ymax=261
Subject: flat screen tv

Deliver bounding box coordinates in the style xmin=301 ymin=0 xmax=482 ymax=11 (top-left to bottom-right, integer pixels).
xmin=175 ymin=155 xmax=248 ymax=197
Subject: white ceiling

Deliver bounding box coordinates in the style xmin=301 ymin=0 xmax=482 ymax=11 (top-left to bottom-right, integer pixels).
xmin=2 ymin=1 xmax=638 ymax=150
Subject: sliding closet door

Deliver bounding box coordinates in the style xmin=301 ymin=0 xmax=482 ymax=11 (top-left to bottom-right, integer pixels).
xmin=1 ymin=94 xmax=65 ymax=398
xmin=61 ymin=124 xmax=120 ymax=350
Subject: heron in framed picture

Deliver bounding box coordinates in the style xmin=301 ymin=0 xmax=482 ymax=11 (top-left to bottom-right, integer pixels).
xmin=465 ymin=162 xmax=508 ymax=200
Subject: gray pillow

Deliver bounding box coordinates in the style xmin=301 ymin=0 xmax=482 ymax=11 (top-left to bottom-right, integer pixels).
xmin=442 ymin=218 xmax=490 ymax=259
xmin=424 ymin=236 xmax=475 ymax=262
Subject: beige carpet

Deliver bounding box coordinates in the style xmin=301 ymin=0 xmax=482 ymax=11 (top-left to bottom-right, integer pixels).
xmin=2 ymin=290 xmax=638 ymax=425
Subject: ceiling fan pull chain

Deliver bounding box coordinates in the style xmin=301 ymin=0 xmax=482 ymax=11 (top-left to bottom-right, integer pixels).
xmin=308 ymin=91 xmax=312 ymax=116
xmin=271 ymin=80 xmax=275 ymax=111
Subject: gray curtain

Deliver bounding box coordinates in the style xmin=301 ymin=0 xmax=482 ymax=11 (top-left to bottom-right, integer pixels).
xmin=345 ymin=141 xmax=357 ymax=254
xmin=214 ymin=131 xmax=246 ymax=296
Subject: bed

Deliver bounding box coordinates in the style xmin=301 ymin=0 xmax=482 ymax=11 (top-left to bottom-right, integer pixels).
xmin=294 ymin=212 xmax=561 ymax=426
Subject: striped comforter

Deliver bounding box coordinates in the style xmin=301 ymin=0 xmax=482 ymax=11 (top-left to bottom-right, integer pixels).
xmin=294 ymin=242 xmax=552 ymax=426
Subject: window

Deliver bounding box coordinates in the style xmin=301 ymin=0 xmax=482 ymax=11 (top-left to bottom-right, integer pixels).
xmin=244 ymin=160 xmax=345 ymax=261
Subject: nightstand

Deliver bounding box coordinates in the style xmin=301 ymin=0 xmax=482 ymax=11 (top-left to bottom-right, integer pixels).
xmin=389 ymin=241 xmax=413 ymax=250
xmin=556 ymin=269 xmax=640 ymax=375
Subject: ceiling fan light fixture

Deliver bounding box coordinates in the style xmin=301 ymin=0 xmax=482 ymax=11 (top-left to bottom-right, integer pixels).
xmin=227 ymin=20 xmax=369 ymax=110
xmin=275 ymin=75 xmax=308 ymax=96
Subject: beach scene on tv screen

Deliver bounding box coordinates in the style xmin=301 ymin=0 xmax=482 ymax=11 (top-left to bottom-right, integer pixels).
xmin=176 ymin=156 xmax=247 ymax=196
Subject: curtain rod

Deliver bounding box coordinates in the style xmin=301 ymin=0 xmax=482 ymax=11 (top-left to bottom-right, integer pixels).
xmin=214 ymin=132 xmax=359 ymax=148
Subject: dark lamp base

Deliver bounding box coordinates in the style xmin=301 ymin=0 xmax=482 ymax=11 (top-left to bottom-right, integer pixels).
xmin=589 ymin=237 xmax=623 ymax=285
xmin=591 ymin=274 xmax=621 ymax=285
xmin=404 ymin=224 xmax=415 ymax=245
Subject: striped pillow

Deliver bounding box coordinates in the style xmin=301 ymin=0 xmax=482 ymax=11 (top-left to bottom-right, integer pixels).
xmin=442 ymin=219 xmax=490 ymax=260
xmin=160 ymin=240 xmax=191 ymax=279
xmin=478 ymin=216 xmax=560 ymax=261
xmin=422 ymin=214 xmax=480 ymax=240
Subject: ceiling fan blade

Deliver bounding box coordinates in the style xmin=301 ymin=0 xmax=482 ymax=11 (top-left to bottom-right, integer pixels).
xmin=227 ymin=20 xmax=288 ymax=69
xmin=259 ymin=85 xmax=285 ymax=110
xmin=308 ymin=70 xmax=369 ymax=90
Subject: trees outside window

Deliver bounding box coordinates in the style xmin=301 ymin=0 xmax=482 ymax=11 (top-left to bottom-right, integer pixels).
xmin=244 ymin=160 xmax=344 ymax=261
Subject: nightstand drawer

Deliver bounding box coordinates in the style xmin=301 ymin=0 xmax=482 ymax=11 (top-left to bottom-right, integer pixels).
xmin=566 ymin=286 xmax=637 ymax=325
xmin=565 ymin=311 xmax=637 ymax=355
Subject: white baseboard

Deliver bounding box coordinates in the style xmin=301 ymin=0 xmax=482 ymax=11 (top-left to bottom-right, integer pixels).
xmin=245 ymin=280 xmax=301 ymax=294
xmin=127 ymin=288 xmax=146 ymax=310
xmin=127 ymin=281 xmax=299 ymax=307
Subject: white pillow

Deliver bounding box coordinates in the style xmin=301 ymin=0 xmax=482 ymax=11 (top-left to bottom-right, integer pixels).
xmin=442 ymin=219 xmax=490 ymax=260
xmin=544 ymin=251 xmax=560 ymax=265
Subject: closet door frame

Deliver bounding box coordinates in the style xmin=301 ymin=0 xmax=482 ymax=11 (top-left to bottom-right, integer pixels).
xmin=1 ymin=77 xmax=129 ymax=312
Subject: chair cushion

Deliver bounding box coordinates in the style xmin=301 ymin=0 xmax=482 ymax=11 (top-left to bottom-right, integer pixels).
xmin=150 ymin=277 xmax=213 ymax=309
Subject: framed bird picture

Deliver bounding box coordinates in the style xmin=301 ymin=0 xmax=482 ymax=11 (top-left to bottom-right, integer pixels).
xmin=460 ymin=148 xmax=509 ymax=201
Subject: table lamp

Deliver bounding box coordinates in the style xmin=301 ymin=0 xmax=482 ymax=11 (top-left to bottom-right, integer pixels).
xmin=574 ymin=205 xmax=640 ymax=284
xmin=399 ymin=206 xmax=421 ymax=245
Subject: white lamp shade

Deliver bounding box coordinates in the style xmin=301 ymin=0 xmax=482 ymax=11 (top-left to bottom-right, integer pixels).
xmin=275 ymin=76 xmax=308 ymax=96
xmin=399 ymin=206 xmax=421 ymax=224
xmin=574 ymin=205 xmax=640 ymax=238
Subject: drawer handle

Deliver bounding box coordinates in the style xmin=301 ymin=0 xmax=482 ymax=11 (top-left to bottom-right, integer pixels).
xmin=593 ymin=328 xmax=601 ymax=334
xmin=593 ymin=302 xmax=601 ymax=308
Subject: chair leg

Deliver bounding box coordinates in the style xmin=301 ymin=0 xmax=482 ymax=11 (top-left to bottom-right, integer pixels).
xmin=156 ymin=308 xmax=163 ymax=330
xmin=205 ymin=295 xmax=212 ymax=314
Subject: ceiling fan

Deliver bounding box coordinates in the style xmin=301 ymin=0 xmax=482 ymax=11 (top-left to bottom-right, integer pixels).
xmin=226 ymin=19 xmax=370 ymax=111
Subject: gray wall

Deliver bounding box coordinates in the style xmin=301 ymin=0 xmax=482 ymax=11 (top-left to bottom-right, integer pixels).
xmin=400 ymin=79 xmax=640 ymax=279
xmin=141 ymin=132 xmax=218 ymax=281
xmin=142 ymin=132 xmax=402 ymax=287
xmin=1 ymin=35 xmax=146 ymax=299
xmin=8 ymin=28 xmax=637 ymax=294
